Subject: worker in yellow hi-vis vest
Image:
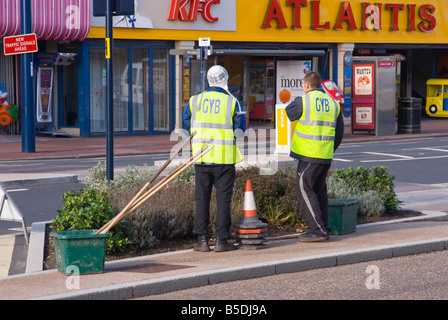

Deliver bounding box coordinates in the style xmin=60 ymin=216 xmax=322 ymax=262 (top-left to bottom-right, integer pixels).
xmin=182 ymin=65 xmax=246 ymax=252
xmin=286 ymin=71 xmax=344 ymax=243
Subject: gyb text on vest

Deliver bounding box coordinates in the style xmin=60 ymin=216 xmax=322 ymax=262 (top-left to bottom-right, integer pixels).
xmin=315 ymin=97 xmax=331 ymax=113
xmin=202 ymin=98 xmax=221 ymax=114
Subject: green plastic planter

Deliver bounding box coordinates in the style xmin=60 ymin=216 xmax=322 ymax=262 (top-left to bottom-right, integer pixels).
xmin=327 ymin=199 xmax=360 ymax=235
xmin=50 ymin=230 xmax=109 ymax=275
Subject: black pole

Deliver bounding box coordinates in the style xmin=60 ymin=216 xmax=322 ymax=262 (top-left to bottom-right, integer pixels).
xmin=106 ymin=0 xmax=114 ymax=182
xmin=200 ymin=47 xmax=206 ymax=92
xmin=21 ymin=0 xmax=35 ymax=153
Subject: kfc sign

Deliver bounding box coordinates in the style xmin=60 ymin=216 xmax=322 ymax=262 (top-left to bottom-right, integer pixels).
xmin=169 ymin=0 xmax=220 ymax=23
xmin=91 ymin=0 xmax=235 ymax=31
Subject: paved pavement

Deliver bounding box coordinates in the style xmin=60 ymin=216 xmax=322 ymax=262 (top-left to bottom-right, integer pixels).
xmin=0 ymin=118 xmax=447 ymax=300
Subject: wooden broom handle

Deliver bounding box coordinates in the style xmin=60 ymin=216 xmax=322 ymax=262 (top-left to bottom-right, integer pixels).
xmin=96 ymin=144 xmax=213 ymax=234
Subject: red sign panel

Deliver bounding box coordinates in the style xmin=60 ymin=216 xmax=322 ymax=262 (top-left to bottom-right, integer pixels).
xmin=3 ymin=33 xmax=38 ymax=56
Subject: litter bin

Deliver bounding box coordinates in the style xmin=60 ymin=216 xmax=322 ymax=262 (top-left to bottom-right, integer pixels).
xmin=397 ymin=97 xmax=422 ymax=134
xmin=51 ymin=230 xmax=109 ymax=275
xmin=327 ymin=199 xmax=360 ymax=235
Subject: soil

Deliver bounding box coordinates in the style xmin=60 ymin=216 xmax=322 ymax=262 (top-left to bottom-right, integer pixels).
xmin=43 ymin=209 xmax=422 ymax=271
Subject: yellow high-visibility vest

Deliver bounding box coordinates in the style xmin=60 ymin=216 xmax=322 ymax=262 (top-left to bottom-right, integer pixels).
xmin=189 ymin=91 xmax=243 ymax=164
xmin=291 ymin=90 xmax=340 ymax=160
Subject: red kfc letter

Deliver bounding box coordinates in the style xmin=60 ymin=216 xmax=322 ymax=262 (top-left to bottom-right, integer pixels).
xmin=169 ymin=0 xmax=190 ymax=21
xmin=201 ymin=0 xmax=220 ymax=23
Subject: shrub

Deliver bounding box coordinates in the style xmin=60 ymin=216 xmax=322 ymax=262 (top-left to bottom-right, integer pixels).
xmin=124 ymin=207 xmax=158 ymax=251
xmin=327 ymin=175 xmax=385 ymax=217
xmin=113 ymin=181 xmax=196 ymax=245
xmin=330 ymin=166 xmax=401 ymax=212
xmin=173 ymin=165 xmax=195 ymax=184
xmin=234 ymin=166 xmax=302 ymax=226
xmin=70 ymin=161 xmax=400 ymax=254
xmin=85 ymin=161 xmax=154 ymax=194
xmin=359 ymin=190 xmax=385 ymax=217
xmin=51 ymin=187 xmax=132 ymax=254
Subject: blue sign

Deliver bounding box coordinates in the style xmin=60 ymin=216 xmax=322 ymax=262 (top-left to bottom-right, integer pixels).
xmin=343 ymin=52 xmax=352 ymax=117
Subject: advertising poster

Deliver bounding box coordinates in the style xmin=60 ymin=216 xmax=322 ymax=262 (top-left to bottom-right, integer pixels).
xmin=276 ymin=60 xmax=311 ymax=105
xmin=354 ymin=64 xmax=374 ymax=97
xmin=355 ymin=106 xmax=373 ymax=124
xmin=275 ymin=60 xmax=311 ymax=155
xmin=36 ymin=67 xmax=54 ymax=123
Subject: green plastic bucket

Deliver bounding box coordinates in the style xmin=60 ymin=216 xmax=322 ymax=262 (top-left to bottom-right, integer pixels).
xmin=50 ymin=230 xmax=109 ymax=275
xmin=327 ymin=199 xmax=360 ymax=235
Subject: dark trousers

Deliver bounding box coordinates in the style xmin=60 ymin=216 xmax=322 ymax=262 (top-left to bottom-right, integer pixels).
xmin=296 ymin=161 xmax=331 ymax=236
xmin=194 ymin=164 xmax=235 ymax=239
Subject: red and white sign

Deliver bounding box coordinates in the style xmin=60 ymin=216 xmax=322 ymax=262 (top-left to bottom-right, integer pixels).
xmin=3 ymin=33 xmax=38 ymax=56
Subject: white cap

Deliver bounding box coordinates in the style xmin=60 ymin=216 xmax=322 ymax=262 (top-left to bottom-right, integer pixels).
xmin=207 ymin=65 xmax=229 ymax=90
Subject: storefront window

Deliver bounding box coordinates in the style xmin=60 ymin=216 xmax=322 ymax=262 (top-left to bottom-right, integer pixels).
xmin=132 ymin=48 xmax=150 ymax=131
xmin=90 ymin=47 xmax=106 ymax=133
xmin=90 ymin=47 xmax=129 ymax=133
xmin=89 ymin=45 xmax=170 ymax=134
xmin=153 ymin=49 xmax=170 ymax=131
xmin=113 ymin=48 xmax=129 ymax=132
xmin=153 ymin=49 xmax=169 ymax=131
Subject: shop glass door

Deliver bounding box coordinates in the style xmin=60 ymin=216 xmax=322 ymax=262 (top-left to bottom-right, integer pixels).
xmin=132 ymin=48 xmax=149 ymax=131
xmin=247 ymin=61 xmax=274 ymax=122
xmin=90 ymin=48 xmax=106 ymax=133
xmin=113 ymin=48 xmax=129 ymax=132
xmin=90 ymin=47 xmax=129 ymax=133
xmin=89 ymin=46 xmax=170 ymax=134
xmin=153 ymin=49 xmax=170 ymax=132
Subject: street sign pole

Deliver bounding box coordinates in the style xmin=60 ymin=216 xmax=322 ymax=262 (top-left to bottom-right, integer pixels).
xmin=20 ymin=0 xmax=35 ymax=153
xmin=198 ymin=38 xmax=211 ymax=92
xmin=106 ymin=0 xmax=114 ymax=182
xmin=200 ymin=48 xmax=205 ymax=92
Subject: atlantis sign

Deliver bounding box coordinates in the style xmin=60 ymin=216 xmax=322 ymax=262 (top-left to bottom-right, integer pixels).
xmin=262 ymin=0 xmax=436 ymax=33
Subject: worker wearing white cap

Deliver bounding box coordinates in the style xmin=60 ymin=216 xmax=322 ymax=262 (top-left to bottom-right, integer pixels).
xmin=182 ymin=65 xmax=246 ymax=252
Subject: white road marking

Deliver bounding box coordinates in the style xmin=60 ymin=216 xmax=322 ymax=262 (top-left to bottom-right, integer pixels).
xmin=333 ymin=158 xmax=353 ymax=162
xmin=419 ymin=148 xmax=448 ymax=153
xmin=361 ymin=154 xmax=448 ymax=163
xmin=362 ymin=152 xmax=414 ymax=159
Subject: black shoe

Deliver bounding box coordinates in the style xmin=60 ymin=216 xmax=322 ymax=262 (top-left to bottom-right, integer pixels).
xmin=298 ymin=232 xmax=329 ymax=243
xmin=193 ymin=235 xmax=210 ymax=252
xmin=214 ymin=238 xmax=237 ymax=252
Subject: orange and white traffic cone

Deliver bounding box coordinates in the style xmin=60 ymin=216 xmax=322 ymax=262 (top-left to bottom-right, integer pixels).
xmin=233 ymin=180 xmax=268 ymax=249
